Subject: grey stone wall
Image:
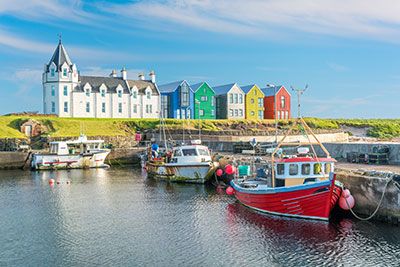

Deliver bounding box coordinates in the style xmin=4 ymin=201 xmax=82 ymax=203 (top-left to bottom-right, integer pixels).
xmin=336 ymin=170 xmax=400 ymax=224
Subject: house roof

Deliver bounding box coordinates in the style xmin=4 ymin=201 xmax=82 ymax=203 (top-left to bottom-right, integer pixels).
xmin=190 ymin=81 xmax=215 ymax=93
xmin=158 ymin=80 xmax=185 ymax=93
xmin=78 ymin=76 xmax=130 ymax=93
xmin=261 ymin=85 xmax=287 ymax=97
xmin=127 ymin=79 xmax=159 ymax=95
xmin=48 ymin=40 xmax=72 ymax=71
xmin=240 ymin=84 xmax=264 ymax=95
xmin=212 ymin=83 xmax=237 ymax=96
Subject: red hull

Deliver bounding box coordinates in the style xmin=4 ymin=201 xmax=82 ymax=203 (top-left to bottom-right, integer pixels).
xmin=231 ymin=177 xmax=342 ymax=221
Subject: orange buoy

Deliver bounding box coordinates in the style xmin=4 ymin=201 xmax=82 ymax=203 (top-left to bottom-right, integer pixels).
xmin=49 ymin=179 xmax=55 ymax=185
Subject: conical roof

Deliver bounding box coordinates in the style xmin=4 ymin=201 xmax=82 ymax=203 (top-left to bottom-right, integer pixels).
xmin=48 ymin=40 xmax=72 ymax=71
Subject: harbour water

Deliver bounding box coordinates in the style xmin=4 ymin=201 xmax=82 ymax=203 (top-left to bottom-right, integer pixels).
xmin=1 ymin=168 xmax=399 ymax=266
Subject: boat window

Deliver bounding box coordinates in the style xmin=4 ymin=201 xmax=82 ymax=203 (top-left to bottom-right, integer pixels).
xmin=301 ymin=163 xmax=311 ymax=175
xmin=277 ymin=164 xmax=285 ymax=175
xmin=325 ymin=163 xmax=331 ymax=174
xmin=173 ymin=149 xmax=182 ymax=157
xmin=314 ymin=163 xmax=322 ymax=175
xmin=289 ymin=164 xmax=298 ymax=175
xmin=182 ymin=149 xmax=198 ymax=156
xmin=197 ymin=148 xmax=209 ymax=156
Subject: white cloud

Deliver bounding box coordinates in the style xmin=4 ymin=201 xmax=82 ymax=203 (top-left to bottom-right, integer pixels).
xmin=104 ymin=0 xmax=400 ymax=41
xmin=327 ymin=63 xmax=350 ymax=72
xmin=0 ymin=0 xmax=100 ymax=25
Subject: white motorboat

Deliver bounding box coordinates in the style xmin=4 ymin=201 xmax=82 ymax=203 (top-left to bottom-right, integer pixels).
xmin=31 ymin=135 xmax=110 ymax=170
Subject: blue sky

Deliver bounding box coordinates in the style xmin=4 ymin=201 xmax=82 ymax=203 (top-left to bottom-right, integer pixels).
xmin=0 ymin=0 xmax=400 ymax=118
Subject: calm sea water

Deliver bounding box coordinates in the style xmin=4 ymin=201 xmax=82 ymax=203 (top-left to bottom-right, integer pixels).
xmin=0 ymin=168 xmax=399 ymax=266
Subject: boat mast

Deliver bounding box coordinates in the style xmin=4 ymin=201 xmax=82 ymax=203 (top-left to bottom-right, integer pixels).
xmin=291 ymin=84 xmax=308 ymax=118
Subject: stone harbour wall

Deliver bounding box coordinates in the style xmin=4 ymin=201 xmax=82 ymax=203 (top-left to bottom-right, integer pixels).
xmin=336 ymin=169 xmax=400 ymax=224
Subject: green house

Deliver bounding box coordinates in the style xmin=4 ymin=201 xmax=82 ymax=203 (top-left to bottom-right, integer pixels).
xmin=191 ymin=82 xmax=216 ymax=119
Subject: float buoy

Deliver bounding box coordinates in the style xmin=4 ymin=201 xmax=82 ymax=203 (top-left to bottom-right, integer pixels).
xmin=225 ymin=165 xmax=234 ymax=175
xmin=57 ymin=181 xmax=60 ymax=184
xmin=66 ymin=180 xmax=71 ymax=184
xmin=49 ymin=179 xmax=55 ymax=185
xmin=216 ymin=169 xmax=223 ymax=176
xmin=339 ymin=190 xmax=355 ymax=210
xmin=226 ymin=186 xmax=234 ymax=195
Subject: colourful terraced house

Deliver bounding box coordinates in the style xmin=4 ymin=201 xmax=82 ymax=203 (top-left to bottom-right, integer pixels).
xmin=158 ymin=80 xmax=194 ymax=119
xmin=241 ymin=84 xmax=265 ymax=119
xmin=191 ymin=82 xmax=216 ymax=119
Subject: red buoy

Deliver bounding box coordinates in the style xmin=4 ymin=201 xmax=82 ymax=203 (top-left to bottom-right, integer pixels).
xmin=49 ymin=179 xmax=55 ymax=185
xmin=216 ymin=169 xmax=223 ymax=176
xmin=226 ymin=186 xmax=234 ymax=195
xmin=339 ymin=195 xmax=355 ymax=210
xmin=225 ymin=165 xmax=234 ymax=175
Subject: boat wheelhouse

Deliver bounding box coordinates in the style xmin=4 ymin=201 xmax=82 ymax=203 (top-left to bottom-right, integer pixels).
xmin=31 ymin=135 xmax=110 ymax=170
xmin=146 ymin=141 xmax=218 ymax=183
xmin=230 ymin=117 xmax=342 ymax=221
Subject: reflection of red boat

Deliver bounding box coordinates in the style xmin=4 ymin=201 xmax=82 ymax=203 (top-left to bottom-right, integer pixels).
xmin=230 ymin=117 xmax=342 ymax=221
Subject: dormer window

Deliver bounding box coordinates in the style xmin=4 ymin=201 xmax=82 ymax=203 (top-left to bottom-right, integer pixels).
xmin=86 ymin=88 xmax=90 ymax=96
xmin=133 ymin=91 xmax=137 ymax=99
xmin=63 ymin=68 xmax=67 ymax=77
xmin=51 ymin=69 xmax=55 ymax=77
xmin=147 ymin=91 xmax=151 ymax=99
xmin=118 ymin=90 xmax=122 ymax=98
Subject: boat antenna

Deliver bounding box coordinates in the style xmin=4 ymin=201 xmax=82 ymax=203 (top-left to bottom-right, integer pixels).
xmin=290 ymin=84 xmax=308 ymax=118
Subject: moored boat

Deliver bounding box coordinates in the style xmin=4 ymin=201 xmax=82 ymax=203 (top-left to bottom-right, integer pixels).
xmin=31 ymin=135 xmax=110 ymax=170
xmin=229 ymin=117 xmax=343 ymax=221
xmin=146 ymin=140 xmax=218 ymax=183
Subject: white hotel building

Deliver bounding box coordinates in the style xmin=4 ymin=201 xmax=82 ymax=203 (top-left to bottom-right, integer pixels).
xmin=43 ymin=41 xmax=160 ymax=118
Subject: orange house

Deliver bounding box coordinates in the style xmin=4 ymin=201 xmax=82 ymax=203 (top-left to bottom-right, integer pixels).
xmin=261 ymin=85 xmax=291 ymax=120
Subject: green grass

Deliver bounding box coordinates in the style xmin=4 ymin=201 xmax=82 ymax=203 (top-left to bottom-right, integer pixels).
xmin=0 ymin=116 xmax=399 ymax=139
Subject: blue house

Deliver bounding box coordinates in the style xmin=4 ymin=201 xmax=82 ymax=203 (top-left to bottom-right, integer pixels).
xmin=158 ymin=80 xmax=194 ymax=119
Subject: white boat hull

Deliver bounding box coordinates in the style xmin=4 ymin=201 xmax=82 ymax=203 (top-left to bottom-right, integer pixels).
xmin=31 ymin=150 xmax=110 ymax=170
xmin=146 ymin=162 xmax=217 ymax=183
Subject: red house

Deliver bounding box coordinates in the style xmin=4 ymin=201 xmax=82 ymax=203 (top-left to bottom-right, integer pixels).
xmin=261 ymin=85 xmax=291 ymax=120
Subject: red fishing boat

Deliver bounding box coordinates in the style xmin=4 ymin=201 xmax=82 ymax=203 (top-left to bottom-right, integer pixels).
xmin=229 ymin=117 xmax=343 ymax=221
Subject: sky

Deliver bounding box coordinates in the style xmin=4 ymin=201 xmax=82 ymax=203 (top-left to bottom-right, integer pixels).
xmin=0 ymin=0 xmax=400 ymax=118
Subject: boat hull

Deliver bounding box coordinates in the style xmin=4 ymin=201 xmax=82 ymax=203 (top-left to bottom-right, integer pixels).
xmin=31 ymin=150 xmax=110 ymax=170
xmin=146 ymin=161 xmax=216 ymax=183
xmin=230 ymin=175 xmax=342 ymax=221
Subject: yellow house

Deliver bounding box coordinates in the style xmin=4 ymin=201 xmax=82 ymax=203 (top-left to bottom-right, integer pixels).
xmin=241 ymin=84 xmax=265 ymax=119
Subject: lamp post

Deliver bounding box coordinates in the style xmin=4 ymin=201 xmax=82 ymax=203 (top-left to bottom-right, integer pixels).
xmin=267 ymin=84 xmax=278 ymax=144
xmin=195 ymin=99 xmax=201 ymax=141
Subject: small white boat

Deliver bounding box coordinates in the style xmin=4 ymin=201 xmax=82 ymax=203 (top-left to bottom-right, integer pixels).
xmin=31 ymin=135 xmax=110 ymax=170
xmin=146 ymin=140 xmax=218 ymax=183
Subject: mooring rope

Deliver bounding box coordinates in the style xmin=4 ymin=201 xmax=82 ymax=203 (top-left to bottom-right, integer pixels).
xmin=341 ymin=176 xmax=394 ymax=221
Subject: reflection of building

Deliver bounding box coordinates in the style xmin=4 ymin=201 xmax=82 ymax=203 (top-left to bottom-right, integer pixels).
xmin=213 ymin=83 xmax=245 ymax=119
xmin=191 ymin=82 xmax=216 ymax=120
xmin=42 ymin=41 xmax=160 ymax=118
xmin=158 ymin=80 xmax=194 ymax=119
xmin=261 ymin=85 xmax=291 ymax=120
xmin=241 ymin=84 xmax=264 ymax=120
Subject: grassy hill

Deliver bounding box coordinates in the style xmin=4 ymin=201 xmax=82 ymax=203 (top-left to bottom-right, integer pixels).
xmin=0 ymin=116 xmax=399 ymax=139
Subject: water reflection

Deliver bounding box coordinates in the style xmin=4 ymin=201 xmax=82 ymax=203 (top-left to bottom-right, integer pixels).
xmin=0 ymin=169 xmax=399 ymax=266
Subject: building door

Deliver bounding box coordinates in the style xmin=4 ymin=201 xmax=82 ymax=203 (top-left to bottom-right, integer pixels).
xmin=25 ymin=125 xmax=32 ymax=137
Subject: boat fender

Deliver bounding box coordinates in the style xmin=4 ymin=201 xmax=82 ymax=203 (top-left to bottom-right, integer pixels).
xmin=216 ymin=169 xmax=223 ymax=176
xmin=151 ymin=150 xmax=158 ymax=158
xmin=226 ymin=186 xmax=234 ymax=195
xmin=339 ymin=189 xmax=355 ymax=210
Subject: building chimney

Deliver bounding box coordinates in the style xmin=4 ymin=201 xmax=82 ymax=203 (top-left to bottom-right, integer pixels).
xmin=149 ymin=70 xmax=155 ymax=83
xmin=110 ymin=70 xmax=117 ymax=78
xmin=121 ymin=67 xmax=127 ymax=80
xmin=138 ymin=72 xmax=145 ymax=80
